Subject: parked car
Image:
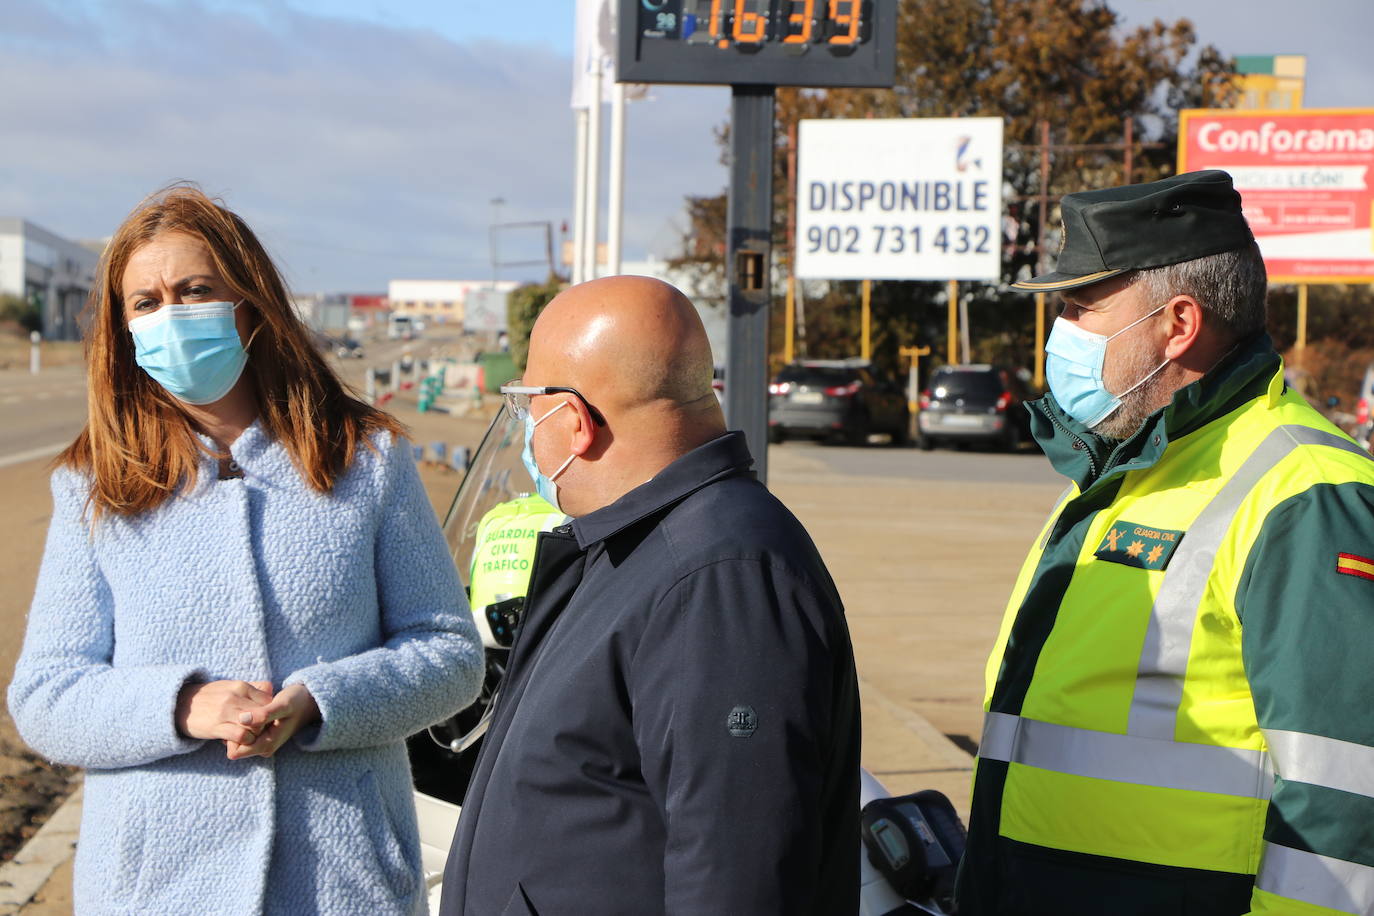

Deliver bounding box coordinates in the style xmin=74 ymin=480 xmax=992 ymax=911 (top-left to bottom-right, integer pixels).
xmin=332 ymin=336 xmax=365 ymax=359
xmin=315 ymin=334 xmax=363 ymax=359
xmin=1354 ymin=362 xmax=1374 ymax=452
xmin=311 ymin=332 xmax=364 ymax=361
xmin=917 ymin=364 xmax=1034 ymax=452
xmin=768 ymin=359 xmax=909 ymax=446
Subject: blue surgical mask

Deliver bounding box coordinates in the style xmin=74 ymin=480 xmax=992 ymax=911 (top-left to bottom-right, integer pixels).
xmin=521 ymin=400 xmax=576 ymax=512
xmin=129 ymin=301 xmax=248 ymax=405
xmin=1045 ymin=303 xmax=1170 ymax=428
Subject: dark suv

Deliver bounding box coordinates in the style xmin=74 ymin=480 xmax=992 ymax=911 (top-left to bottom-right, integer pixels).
xmin=917 ymin=364 xmax=1034 ymax=451
xmin=768 ymin=359 xmax=909 ymax=446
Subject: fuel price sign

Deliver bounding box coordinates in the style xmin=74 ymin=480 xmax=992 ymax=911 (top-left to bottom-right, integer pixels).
xmin=618 ymin=0 xmax=897 ymax=88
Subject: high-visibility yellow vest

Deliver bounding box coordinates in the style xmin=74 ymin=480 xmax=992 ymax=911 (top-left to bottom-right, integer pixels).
xmin=469 ymin=495 xmax=565 ymax=646
xmin=979 ymin=366 xmax=1374 ymax=909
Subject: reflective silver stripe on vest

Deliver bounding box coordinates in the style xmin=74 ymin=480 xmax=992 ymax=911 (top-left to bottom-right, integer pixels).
xmin=1265 ymin=728 xmax=1374 ymax=800
xmin=1039 ymin=485 xmax=1076 ymax=551
xmin=979 ymin=711 xmax=1275 ymax=799
xmin=1127 ymin=425 xmax=1373 ymax=739
xmin=1256 ymin=843 xmax=1374 ymax=914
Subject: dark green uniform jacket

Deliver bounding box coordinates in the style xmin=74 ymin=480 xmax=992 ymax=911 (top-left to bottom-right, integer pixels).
xmin=957 ymin=335 xmax=1374 ymax=915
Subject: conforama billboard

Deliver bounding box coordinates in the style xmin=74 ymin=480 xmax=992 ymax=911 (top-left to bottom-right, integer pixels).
xmin=1179 ymin=108 xmax=1374 ymax=283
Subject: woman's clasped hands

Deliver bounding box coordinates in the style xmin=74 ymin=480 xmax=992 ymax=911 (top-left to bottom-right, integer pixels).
xmin=175 ymin=680 xmax=320 ymax=760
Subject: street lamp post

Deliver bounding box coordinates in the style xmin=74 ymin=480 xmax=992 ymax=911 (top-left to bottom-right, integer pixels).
xmin=489 ymin=197 xmax=506 ymax=289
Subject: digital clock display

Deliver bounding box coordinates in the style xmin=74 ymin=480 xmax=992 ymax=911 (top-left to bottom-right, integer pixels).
xmin=618 ymin=0 xmax=896 ymax=88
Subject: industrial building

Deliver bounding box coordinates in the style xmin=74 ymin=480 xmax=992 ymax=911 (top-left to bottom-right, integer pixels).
xmin=0 ymin=219 xmax=100 ymax=341
xmin=387 ymin=279 xmax=518 ymax=327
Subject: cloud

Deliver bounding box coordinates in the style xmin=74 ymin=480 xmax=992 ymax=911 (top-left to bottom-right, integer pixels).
xmin=0 ymin=0 xmax=729 ymax=291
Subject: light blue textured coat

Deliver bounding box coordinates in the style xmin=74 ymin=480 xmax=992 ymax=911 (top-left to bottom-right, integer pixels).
xmin=8 ymin=423 xmax=483 ymax=915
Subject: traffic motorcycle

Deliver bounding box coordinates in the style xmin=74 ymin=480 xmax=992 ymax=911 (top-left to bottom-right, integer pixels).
xmin=406 ymin=406 xmax=965 ymax=914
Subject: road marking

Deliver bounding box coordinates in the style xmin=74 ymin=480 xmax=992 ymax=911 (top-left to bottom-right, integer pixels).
xmin=0 ymin=442 xmax=68 ymax=470
xmin=0 ymin=389 xmax=83 ymax=404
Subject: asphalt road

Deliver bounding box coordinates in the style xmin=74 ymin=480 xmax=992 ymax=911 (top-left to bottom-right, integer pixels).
xmin=0 ymin=323 xmax=1067 ymax=492
xmin=0 ymin=368 xmax=87 ymax=465
xmin=770 ymin=436 xmax=1064 ymax=486
xmin=0 ymin=330 xmax=477 ymax=469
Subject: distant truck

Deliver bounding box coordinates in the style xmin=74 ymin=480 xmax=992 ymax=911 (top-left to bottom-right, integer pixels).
xmin=388 ymin=313 xmax=416 ymax=340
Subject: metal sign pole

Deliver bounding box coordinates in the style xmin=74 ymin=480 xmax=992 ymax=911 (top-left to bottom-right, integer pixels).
xmin=725 ymin=84 xmax=776 ymax=485
xmin=614 ymin=0 xmax=896 ymax=486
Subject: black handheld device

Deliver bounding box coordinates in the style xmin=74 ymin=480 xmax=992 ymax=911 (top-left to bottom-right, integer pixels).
xmin=860 ymin=789 xmax=967 ymax=912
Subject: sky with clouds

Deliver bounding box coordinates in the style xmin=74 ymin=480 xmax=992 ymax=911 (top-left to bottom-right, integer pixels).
xmin=1 ymin=0 xmax=1369 ymax=293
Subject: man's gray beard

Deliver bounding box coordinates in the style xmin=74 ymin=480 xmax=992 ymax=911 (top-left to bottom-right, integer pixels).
xmin=1091 ymin=345 xmax=1171 ymax=441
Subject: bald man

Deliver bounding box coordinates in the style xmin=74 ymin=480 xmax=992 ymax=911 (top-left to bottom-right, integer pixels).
xmin=439 ymin=277 xmax=861 ymax=916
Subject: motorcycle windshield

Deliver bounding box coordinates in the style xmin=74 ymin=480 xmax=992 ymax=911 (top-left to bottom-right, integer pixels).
xmin=443 ymin=404 xmax=533 ymax=584
xmin=441 ymin=406 xmax=566 ymax=643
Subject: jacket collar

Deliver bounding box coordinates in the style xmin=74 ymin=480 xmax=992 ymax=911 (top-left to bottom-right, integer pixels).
xmin=570 ymin=431 xmax=754 ymax=550
xmin=188 ymin=418 xmax=283 ymax=494
xmin=1030 ymin=333 xmax=1281 ymax=493
xmin=192 ymin=417 xmax=269 ymax=461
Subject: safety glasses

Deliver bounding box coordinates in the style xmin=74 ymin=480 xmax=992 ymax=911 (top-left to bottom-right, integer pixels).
xmin=500 ymin=380 xmax=607 ymax=427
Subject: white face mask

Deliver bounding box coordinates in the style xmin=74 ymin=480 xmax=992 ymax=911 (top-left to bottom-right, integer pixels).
xmin=1045 ymin=303 xmax=1170 ymax=428
xmin=520 ymin=400 xmax=575 ymax=512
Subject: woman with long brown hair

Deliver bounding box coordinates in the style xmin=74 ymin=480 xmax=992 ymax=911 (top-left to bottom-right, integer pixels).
xmin=9 ymin=185 xmax=482 ymax=914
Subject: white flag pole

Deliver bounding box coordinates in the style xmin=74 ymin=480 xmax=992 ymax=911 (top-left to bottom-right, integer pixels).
xmin=572 ymin=108 xmax=589 ymax=284
xmin=570 ymin=0 xmax=598 ymax=285
xmin=584 ymin=57 xmax=603 ymax=283
xmin=607 ymin=80 xmax=626 ymax=277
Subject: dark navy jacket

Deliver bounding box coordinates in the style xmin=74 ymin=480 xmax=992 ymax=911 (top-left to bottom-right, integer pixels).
xmin=439 ymin=432 xmax=861 ymax=915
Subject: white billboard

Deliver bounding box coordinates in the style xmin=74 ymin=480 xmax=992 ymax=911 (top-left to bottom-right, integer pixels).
xmin=464 ymin=289 xmax=510 ymax=333
xmin=795 ymin=118 xmax=1004 ymax=281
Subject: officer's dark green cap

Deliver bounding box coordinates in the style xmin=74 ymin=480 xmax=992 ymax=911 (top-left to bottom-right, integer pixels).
xmin=1012 ymin=170 xmax=1254 ymax=292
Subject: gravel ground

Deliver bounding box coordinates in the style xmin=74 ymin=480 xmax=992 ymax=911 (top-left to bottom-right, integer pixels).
xmin=0 ymin=748 xmax=77 ymax=863
xmin=0 ymin=448 xmax=78 ymax=865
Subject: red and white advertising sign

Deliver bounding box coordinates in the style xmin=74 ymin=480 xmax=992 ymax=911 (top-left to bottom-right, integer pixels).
xmin=1179 ymin=108 xmax=1374 ymax=283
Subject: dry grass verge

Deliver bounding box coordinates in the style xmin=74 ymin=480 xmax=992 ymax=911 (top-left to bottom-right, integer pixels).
xmin=0 ymin=331 xmax=84 ymax=372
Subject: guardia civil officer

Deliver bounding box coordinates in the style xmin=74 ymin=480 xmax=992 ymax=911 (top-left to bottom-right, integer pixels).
xmin=957 ymin=171 xmax=1374 ymax=915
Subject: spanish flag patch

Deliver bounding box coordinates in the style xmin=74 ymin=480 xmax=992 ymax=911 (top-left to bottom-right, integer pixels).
xmin=1337 ymin=553 xmax=1374 ymax=582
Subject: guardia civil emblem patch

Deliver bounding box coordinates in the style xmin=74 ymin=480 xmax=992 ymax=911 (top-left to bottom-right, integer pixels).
xmin=1094 ymin=521 xmax=1184 ymax=570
